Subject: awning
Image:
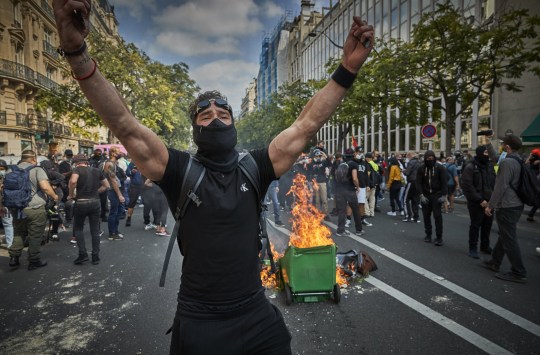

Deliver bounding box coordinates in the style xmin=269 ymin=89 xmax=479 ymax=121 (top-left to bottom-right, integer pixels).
xmin=521 ymin=113 xmax=540 ymax=143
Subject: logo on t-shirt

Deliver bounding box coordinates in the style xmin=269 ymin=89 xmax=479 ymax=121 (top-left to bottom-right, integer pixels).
xmin=240 ymin=183 xmax=248 ymax=192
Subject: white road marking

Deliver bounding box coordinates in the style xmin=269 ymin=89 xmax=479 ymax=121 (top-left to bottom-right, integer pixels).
xmin=366 ymin=276 xmax=513 ymax=355
xmin=268 ymin=219 xmax=540 ymax=341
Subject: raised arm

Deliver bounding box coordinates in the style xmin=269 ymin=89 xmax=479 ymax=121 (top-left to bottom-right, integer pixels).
xmin=52 ymin=0 xmax=168 ymax=181
xmin=269 ymin=17 xmax=374 ymax=177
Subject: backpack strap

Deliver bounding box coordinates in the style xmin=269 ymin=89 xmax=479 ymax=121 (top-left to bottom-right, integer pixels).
xmin=159 ymin=156 xmax=206 ymax=287
xmin=238 ymin=152 xmax=261 ymax=204
xmin=159 ymin=152 xmax=263 ymax=287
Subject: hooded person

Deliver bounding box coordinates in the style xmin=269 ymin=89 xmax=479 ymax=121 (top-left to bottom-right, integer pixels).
xmin=461 ymin=144 xmax=497 ymax=258
xmin=416 ymin=150 xmax=448 ymax=246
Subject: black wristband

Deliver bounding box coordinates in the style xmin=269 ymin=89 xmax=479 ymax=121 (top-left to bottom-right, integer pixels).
xmin=57 ymin=41 xmax=87 ymax=57
xmin=331 ymin=64 xmax=357 ymax=89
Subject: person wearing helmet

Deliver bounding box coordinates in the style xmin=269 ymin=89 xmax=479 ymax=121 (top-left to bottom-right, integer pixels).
xmin=0 ymin=159 xmax=14 ymax=248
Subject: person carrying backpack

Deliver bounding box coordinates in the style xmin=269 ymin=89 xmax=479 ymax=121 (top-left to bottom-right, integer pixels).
xmin=0 ymin=159 xmax=14 ymax=248
xmin=52 ymin=3 xmax=374 ymax=352
xmin=5 ymin=150 xmax=58 ymax=270
xmin=484 ymin=134 xmax=527 ymax=283
xmin=334 ymin=154 xmax=364 ymax=237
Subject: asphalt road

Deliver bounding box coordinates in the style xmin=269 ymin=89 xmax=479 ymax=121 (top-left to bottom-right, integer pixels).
xmin=1 ymin=200 xmax=539 ymax=354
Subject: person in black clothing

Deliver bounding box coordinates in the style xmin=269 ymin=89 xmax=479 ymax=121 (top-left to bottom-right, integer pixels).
xmin=40 ymin=159 xmax=67 ymax=241
xmin=88 ymin=148 xmax=108 ymax=221
xmin=53 ymin=3 xmax=374 ymax=353
xmin=461 ymin=145 xmax=497 ymax=259
xmin=525 ymin=149 xmax=540 ymax=222
xmin=68 ymin=154 xmax=109 ymax=264
xmin=416 ymin=150 xmax=448 ymax=246
xmin=58 ymin=149 xmax=74 ymax=226
xmin=335 ymin=155 xmax=364 ymax=236
xmin=402 ymin=152 xmax=421 ymax=223
xmin=125 ymin=161 xmax=144 ymax=227
xmin=310 ymin=150 xmax=331 ymax=219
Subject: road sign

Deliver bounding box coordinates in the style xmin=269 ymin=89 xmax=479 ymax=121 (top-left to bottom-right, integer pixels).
xmin=421 ymin=124 xmax=437 ymax=139
xmin=422 ymin=138 xmax=436 ymax=144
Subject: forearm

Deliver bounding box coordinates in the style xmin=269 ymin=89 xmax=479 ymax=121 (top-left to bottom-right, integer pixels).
xmin=68 ymin=181 xmax=76 ymax=198
xmin=270 ymin=81 xmax=347 ymax=177
xmin=66 ymin=51 xmax=167 ymax=180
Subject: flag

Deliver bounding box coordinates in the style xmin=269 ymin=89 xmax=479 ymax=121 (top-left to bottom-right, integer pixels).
xmin=351 ymin=136 xmax=358 ymax=148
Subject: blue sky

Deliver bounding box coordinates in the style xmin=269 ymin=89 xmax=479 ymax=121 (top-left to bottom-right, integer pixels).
xmin=109 ymin=0 xmax=328 ymax=115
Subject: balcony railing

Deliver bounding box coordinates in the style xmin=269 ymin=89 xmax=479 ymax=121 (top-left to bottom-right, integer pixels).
xmin=64 ymin=126 xmax=72 ymax=136
xmin=0 ymin=59 xmax=59 ymax=91
xmin=16 ymin=113 xmax=29 ymax=127
xmin=43 ymin=40 xmax=59 ymax=60
xmin=37 ymin=118 xmax=48 ymax=131
xmin=41 ymin=0 xmax=55 ymax=21
xmin=36 ymin=72 xmax=59 ymax=91
xmin=0 ymin=111 xmax=6 ymax=125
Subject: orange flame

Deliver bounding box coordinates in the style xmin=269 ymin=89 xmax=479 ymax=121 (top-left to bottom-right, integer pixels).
xmin=288 ymin=174 xmax=333 ymax=248
xmin=260 ymin=173 xmax=349 ymax=288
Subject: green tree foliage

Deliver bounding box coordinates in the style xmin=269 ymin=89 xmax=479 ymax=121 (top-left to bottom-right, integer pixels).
xmin=36 ymin=32 xmax=198 ymax=148
xmin=236 ymin=80 xmax=314 ymax=150
xmin=388 ymin=2 xmax=540 ymax=155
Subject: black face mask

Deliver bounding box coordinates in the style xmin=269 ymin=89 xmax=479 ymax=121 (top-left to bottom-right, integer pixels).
xmin=192 ymin=119 xmax=238 ymax=172
xmin=476 ymin=155 xmax=490 ymax=165
xmin=425 ymin=159 xmax=436 ymax=168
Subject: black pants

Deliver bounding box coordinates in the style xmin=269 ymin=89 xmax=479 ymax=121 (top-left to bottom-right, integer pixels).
xmin=170 ymin=291 xmax=291 ymax=355
xmin=389 ymin=182 xmax=403 ymax=212
xmin=467 ymin=202 xmax=493 ymax=251
xmin=404 ymin=182 xmax=419 ymax=220
xmin=73 ymin=199 xmax=101 ymax=256
xmin=421 ymin=194 xmax=443 ymax=238
xmin=336 ymin=188 xmax=362 ymax=233
xmin=142 ymin=188 xmax=158 ymax=225
xmin=99 ymin=191 xmax=108 ymax=219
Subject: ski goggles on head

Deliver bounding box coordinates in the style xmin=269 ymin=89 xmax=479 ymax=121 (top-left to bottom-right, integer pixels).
xmin=193 ymin=98 xmax=232 ymax=118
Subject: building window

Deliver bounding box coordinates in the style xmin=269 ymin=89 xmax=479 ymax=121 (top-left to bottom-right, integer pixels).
xmin=13 ymin=2 xmax=22 ymax=28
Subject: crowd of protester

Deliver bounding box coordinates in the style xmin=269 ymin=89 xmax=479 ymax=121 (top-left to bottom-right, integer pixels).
xmin=0 ymin=147 xmax=172 ymax=268
xmin=0 ymin=134 xmax=538 ymax=283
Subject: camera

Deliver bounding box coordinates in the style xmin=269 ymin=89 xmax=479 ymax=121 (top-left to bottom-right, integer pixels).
xmin=477 ymin=129 xmax=493 ymax=136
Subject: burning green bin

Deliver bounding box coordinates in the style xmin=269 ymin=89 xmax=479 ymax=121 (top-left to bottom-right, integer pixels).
xmin=279 ymin=244 xmax=341 ymax=305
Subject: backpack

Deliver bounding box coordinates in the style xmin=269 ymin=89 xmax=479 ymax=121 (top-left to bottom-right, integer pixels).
xmin=116 ymin=166 xmax=127 ymax=183
xmin=335 ymin=162 xmax=350 ymax=183
xmin=3 ymin=165 xmax=37 ymax=217
xmin=159 ymin=152 xmax=261 ymax=287
xmin=506 ymin=155 xmax=540 ymax=207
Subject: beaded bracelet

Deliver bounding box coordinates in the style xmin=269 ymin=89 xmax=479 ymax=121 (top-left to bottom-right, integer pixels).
xmin=71 ymin=58 xmax=97 ymax=81
xmin=331 ymin=64 xmax=357 ymax=89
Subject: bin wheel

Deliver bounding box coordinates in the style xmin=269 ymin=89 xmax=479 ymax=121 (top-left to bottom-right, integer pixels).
xmin=284 ymin=284 xmax=293 ymax=306
xmin=333 ymin=283 xmax=341 ymax=304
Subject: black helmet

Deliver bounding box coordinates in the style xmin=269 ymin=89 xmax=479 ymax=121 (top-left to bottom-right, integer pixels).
xmin=0 ymin=159 xmax=7 ymax=167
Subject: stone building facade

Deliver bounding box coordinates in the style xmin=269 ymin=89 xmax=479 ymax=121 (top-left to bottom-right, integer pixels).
xmin=0 ymin=0 xmax=120 ymax=158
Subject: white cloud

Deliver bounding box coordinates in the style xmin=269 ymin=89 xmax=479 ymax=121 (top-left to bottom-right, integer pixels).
xmin=153 ymin=32 xmax=240 ymax=57
xmin=110 ymin=0 xmax=156 ymax=20
xmin=154 ymin=0 xmax=263 ymax=37
xmin=190 ymin=59 xmax=260 ymax=114
xmin=261 ymin=1 xmax=284 ymax=18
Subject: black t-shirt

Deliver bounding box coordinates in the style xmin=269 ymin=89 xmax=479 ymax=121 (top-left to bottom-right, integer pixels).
xmin=157 ymin=147 xmax=276 ymax=303
xmin=72 ymin=166 xmax=105 ymax=199
xmin=336 ymin=160 xmax=358 ymax=191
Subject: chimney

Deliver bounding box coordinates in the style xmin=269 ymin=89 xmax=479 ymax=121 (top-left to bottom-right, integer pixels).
xmin=301 ymin=0 xmax=315 ymax=24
